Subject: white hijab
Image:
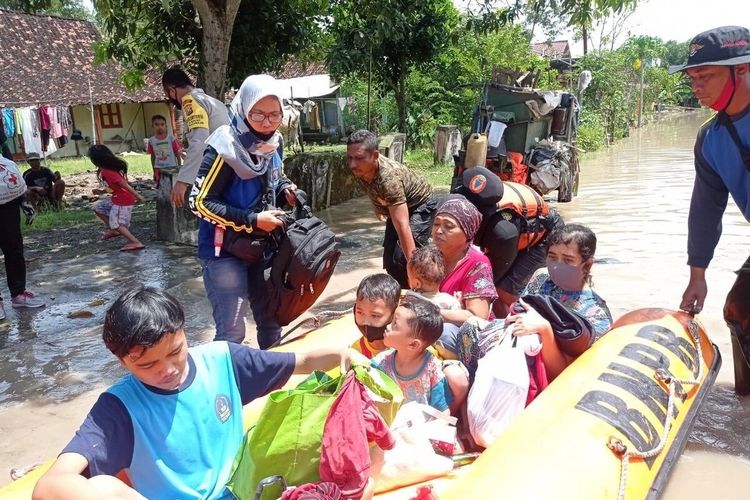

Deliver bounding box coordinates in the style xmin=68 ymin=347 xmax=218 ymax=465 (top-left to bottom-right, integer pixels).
xmin=205 ymin=74 xmax=284 ymax=179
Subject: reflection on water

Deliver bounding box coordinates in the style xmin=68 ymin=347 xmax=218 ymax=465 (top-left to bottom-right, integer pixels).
xmin=0 ymin=245 xmax=206 ymax=405
xmin=554 ymin=112 xmax=749 ymax=498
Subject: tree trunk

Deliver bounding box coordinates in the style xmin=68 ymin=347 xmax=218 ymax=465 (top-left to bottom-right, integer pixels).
xmin=394 ymin=76 xmax=406 ymax=135
xmin=191 ymin=0 xmax=241 ymax=99
xmin=582 ymin=26 xmax=588 ymax=55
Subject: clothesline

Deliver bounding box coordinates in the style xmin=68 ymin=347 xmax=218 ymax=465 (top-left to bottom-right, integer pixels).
xmin=1 ymin=104 xmax=73 ymax=157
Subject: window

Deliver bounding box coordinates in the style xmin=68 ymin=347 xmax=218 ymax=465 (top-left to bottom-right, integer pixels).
xmin=98 ymin=104 xmax=122 ymax=129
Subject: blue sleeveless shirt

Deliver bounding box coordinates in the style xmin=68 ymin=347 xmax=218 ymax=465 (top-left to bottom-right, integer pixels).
xmin=107 ymin=342 xmax=243 ymax=500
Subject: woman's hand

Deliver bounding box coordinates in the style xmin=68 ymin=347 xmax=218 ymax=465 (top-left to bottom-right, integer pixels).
xmin=283 ymin=184 xmax=298 ymax=206
xmin=506 ymin=306 xmax=552 ymax=338
xmin=256 ymin=210 xmax=286 ymax=232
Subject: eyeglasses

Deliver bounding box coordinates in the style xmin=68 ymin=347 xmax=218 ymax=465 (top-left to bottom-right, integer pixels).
xmin=249 ymin=111 xmax=284 ymax=124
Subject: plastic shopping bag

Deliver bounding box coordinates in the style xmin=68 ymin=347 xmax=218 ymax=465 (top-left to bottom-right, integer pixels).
xmin=373 ymin=402 xmax=457 ymax=493
xmin=467 ymin=337 xmax=530 ymax=449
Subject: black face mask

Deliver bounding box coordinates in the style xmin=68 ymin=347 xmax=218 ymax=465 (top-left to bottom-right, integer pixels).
xmin=353 ymin=306 xmax=391 ymax=342
xmin=169 ymin=98 xmax=182 ymax=110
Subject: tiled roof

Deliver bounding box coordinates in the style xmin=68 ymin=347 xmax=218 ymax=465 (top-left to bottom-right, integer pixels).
xmin=531 ymin=40 xmax=571 ymax=59
xmin=0 ymin=9 xmax=165 ymax=107
xmin=273 ymin=60 xmax=328 ymax=79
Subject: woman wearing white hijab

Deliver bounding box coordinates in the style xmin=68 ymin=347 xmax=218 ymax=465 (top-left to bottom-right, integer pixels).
xmin=190 ymin=74 xmax=297 ymax=348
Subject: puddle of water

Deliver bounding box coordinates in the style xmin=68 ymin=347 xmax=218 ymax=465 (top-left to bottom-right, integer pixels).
xmin=0 ymin=244 xmax=209 ymax=405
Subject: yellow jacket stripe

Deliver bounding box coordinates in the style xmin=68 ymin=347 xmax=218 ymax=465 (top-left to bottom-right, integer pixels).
xmin=194 ymin=154 xmax=253 ymax=233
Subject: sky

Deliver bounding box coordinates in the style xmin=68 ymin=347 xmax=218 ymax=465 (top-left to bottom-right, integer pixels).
xmin=531 ymin=0 xmax=750 ymax=56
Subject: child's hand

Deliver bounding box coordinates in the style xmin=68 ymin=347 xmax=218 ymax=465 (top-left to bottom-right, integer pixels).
xmin=340 ymin=348 xmax=370 ymax=373
xmin=137 ymin=193 xmax=146 ymax=203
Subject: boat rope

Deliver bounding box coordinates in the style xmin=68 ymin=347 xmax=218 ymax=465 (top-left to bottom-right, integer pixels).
xmin=269 ymin=306 xmax=353 ymax=349
xmin=607 ymin=319 xmax=705 ymax=500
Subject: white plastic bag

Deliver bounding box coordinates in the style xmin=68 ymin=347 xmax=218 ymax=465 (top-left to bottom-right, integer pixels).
xmin=373 ymin=402 xmax=457 ymax=492
xmin=467 ymin=337 xmax=530 ymax=448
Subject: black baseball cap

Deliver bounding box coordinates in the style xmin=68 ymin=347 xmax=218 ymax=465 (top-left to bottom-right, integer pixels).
xmin=669 ymin=26 xmax=750 ymax=74
xmin=454 ymin=166 xmax=504 ymax=209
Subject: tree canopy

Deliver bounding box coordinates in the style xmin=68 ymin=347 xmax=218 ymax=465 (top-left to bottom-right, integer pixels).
xmin=93 ymin=0 xmax=328 ymax=98
xmin=0 ymin=0 xmax=92 ymax=19
xmin=327 ymin=0 xmax=459 ymax=133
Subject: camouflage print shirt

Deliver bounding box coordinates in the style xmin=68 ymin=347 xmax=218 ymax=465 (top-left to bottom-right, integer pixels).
xmin=359 ymin=155 xmax=432 ymax=217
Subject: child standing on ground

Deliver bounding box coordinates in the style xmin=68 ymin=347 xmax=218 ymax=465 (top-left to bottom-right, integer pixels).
xmin=146 ymin=115 xmax=183 ymax=189
xmin=89 ymin=145 xmax=146 ymax=252
xmin=372 ymin=295 xmax=452 ymax=412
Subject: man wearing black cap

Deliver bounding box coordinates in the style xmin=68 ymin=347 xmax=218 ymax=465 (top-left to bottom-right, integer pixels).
xmin=672 ymin=26 xmax=750 ymax=394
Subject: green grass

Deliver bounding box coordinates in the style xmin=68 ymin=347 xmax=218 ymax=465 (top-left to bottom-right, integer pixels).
xmin=22 ymin=206 xmax=97 ymax=233
xmin=22 ymin=200 xmax=154 ymax=234
xmin=404 ymin=148 xmax=452 ymax=186
xmin=41 ymin=153 xmax=154 ymax=177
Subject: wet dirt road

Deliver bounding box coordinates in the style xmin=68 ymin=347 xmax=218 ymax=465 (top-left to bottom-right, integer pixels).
xmin=0 ymin=111 xmax=748 ymax=495
xmin=554 ymin=112 xmax=750 ymax=498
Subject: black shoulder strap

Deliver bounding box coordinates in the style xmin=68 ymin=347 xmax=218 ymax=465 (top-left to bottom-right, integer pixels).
xmin=717 ymin=112 xmax=750 ymax=173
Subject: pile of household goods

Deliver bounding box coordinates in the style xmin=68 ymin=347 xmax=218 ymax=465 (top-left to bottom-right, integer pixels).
xmin=456 ymin=84 xmax=580 ymax=201
xmin=227 ymin=303 xmax=592 ymax=500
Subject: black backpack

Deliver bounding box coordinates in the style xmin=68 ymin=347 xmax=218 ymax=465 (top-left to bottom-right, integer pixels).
xmin=266 ymin=199 xmax=341 ymax=326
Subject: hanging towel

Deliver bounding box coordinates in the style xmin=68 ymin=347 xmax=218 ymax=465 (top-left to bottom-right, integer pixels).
xmin=1 ymin=108 xmax=15 ymax=137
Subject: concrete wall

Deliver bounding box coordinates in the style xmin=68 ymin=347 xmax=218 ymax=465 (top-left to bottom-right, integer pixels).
xmin=49 ymin=102 xmax=174 ymax=158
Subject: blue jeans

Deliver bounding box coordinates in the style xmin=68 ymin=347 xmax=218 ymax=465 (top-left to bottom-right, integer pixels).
xmin=201 ymin=256 xmax=281 ymax=348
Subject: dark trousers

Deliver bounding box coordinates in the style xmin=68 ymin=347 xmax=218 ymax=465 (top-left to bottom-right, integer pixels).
xmin=383 ymin=196 xmax=438 ymax=288
xmin=0 ymin=197 xmax=25 ymax=300
xmin=726 ymin=254 xmax=750 ymax=395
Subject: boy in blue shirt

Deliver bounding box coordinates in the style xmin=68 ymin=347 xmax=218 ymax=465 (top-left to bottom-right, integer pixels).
xmin=33 ymin=286 xmax=361 ymax=499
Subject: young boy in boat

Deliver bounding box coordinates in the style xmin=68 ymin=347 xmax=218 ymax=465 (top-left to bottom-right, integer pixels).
xmin=32 ymin=286 xmax=363 ymax=500
xmin=372 ymin=295 xmax=453 ymax=412
xmin=352 ymin=273 xmax=401 ymax=358
xmin=406 ymin=244 xmax=461 ymax=311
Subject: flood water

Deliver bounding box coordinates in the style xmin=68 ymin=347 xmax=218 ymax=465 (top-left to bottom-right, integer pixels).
xmin=1 ymin=111 xmax=748 ymax=495
xmin=553 ymin=111 xmax=750 ymax=497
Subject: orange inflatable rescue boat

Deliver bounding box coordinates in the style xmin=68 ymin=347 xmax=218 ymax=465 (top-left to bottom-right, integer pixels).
xmin=0 ymin=309 xmax=720 ymax=500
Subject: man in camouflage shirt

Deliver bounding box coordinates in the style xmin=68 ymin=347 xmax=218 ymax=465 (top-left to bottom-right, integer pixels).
xmin=347 ymin=129 xmax=437 ymax=287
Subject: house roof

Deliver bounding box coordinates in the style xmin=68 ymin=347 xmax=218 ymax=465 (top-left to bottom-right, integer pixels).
xmin=531 ymin=40 xmax=571 ymax=59
xmin=0 ymin=9 xmax=165 ymax=107
xmin=273 ymin=60 xmax=328 ymax=80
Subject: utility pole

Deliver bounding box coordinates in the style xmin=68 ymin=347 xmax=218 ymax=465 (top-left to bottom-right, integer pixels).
xmin=637 ymin=59 xmax=645 ymax=128
xmin=366 ymin=46 xmax=372 ymax=131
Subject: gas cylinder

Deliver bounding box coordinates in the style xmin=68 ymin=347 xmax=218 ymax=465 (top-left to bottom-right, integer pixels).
xmin=465 ymin=133 xmax=488 ymax=168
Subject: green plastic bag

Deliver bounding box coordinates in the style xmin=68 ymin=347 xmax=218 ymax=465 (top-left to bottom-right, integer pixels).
xmin=227 ymin=364 xmax=404 ymax=500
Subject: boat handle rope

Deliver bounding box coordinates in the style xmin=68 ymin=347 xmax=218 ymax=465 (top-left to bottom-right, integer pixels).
xmin=606 ymin=319 xmax=705 ymax=500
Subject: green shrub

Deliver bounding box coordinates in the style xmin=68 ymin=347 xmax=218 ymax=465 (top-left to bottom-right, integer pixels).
xmin=576 ymin=116 xmax=607 ymax=152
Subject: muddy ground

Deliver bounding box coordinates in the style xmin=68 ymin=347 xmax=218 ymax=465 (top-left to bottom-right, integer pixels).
xmin=23 ymin=171 xmax=160 ymax=264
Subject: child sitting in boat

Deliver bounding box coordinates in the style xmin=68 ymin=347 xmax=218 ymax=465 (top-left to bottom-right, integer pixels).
xmin=352 ymin=273 xmax=401 ymax=358
xmin=32 ymin=286 xmax=363 ymax=500
xmin=508 ymin=223 xmax=612 ymax=381
xmin=372 ymin=295 xmax=452 ymax=412
xmin=406 ymin=245 xmax=461 ymax=311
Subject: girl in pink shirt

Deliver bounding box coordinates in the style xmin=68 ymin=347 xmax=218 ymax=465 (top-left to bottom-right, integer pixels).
xmin=89 ymin=145 xmax=145 ymax=251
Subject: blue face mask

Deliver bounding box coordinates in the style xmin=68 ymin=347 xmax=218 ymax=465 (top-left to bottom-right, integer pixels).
xmin=547 ymin=261 xmax=586 ymax=291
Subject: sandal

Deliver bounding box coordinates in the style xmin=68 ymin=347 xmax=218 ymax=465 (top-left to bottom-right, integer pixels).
xmin=120 ymin=243 xmax=146 ymax=252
